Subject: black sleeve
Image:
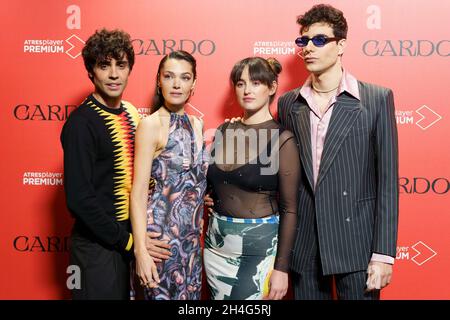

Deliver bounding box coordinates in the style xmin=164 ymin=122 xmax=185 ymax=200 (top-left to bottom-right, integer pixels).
xmin=274 ymin=131 xmax=300 ymax=272
xmin=61 ymin=115 xmax=131 ymax=251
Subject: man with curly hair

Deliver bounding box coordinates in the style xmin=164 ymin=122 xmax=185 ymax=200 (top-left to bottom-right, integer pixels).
xmin=277 ymin=4 xmax=399 ymax=299
xmin=61 ymin=29 xmax=139 ymax=299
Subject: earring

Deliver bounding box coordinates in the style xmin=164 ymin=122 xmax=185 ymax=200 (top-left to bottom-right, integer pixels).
xmin=157 ymin=86 xmax=161 ymax=95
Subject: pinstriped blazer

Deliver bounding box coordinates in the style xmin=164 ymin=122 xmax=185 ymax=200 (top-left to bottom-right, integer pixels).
xmin=278 ymin=81 xmax=399 ymax=275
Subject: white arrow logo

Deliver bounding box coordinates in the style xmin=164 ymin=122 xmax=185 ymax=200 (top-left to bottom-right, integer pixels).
xmin=411 ymin=241 xmax=437 ymax=266
xmin=415 ymin=105 xmax=442 ymax=130
xmin=65 ymin=34 xmax=85 ymax=59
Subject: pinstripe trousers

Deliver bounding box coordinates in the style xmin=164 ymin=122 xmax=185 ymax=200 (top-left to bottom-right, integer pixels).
xmin=291 ymin=251 xmax=380 ymax=300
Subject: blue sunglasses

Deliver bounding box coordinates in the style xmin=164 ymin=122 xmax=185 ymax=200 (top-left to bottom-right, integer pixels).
xmin=295 ymin=35 xmax=342 ymax=47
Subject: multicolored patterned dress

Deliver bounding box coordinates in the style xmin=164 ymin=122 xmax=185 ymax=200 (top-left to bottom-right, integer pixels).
xmin=144 ymin=111 xmax=207 ymax=300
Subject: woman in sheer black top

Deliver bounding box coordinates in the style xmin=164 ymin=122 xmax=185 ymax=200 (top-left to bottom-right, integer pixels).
xmin=204 ymin=57 xmax=300 ymax=300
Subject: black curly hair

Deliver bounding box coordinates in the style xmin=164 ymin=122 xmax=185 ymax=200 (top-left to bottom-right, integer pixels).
xmin=297 ymin=4 xmax=348 ymax=39
xmin=82 ymin=28 xmax=135 ymax=78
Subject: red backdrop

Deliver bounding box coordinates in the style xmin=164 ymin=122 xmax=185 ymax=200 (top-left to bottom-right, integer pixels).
xmin=1 ymin=0 xmax=449 ymax=299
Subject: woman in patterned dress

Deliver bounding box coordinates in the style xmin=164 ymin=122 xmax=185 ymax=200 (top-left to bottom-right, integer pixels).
xmin=130 ymin=50 xmax=207 ymax=300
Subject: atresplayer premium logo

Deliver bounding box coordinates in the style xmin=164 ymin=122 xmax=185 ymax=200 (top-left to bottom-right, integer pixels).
xmin=396 ymin=105 xmax=443 ymax=130
xmin=396 ymin=241 xmax=437 ymax=266
xmin=132 ymin=39 xmax=216 ymax=56
xmin=23 ymin=172 xmax=63 ymax=186
xmin=253 ymin=41 xmax=296 ymax=56
xmin=137 ymin=107 xmax=152 ymax=119
xmin=23 ymin=5 xmax=84 ymax=59
xmin=23 ymin=35 xmax=85 ymax=59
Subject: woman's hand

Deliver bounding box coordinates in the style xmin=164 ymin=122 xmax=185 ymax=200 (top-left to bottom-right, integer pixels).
xmin=265 ymin=269 xmax=288 ymax=300
xmin=135 ymin=250 xmax=160 ymax=289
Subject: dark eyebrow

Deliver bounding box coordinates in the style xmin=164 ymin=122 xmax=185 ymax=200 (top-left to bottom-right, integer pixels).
xmin=301 ymin=33 xmax=328 ymax=37
xmin=162 ymin=71 xmax=193 ymax=76
xmin=96 ymin=59 xmax=111 ymax=65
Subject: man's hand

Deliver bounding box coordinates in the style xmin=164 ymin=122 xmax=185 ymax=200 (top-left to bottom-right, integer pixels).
xmin=224 ymin=117 xmax=242 ymax=124
xmin=204 ymin=193 xmax=214 ymax=213
xmin=145 ymin=232 xmax=171 ymax=262
xmin=366 ymin=261 xmax=393 ymax=291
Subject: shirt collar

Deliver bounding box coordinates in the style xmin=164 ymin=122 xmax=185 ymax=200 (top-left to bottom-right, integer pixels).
xmin=297 ymin=69 xmax=360 ymax=101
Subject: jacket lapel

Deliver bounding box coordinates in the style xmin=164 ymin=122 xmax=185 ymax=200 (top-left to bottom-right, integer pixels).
xmin=289 ymin=101 xmax=314 ymax=190
xmin=316 ymin=92 xmax=361 ymax=188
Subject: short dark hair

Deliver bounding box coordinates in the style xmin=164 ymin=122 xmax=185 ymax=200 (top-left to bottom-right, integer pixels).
xmin=297 ymin=4 xmax=348 ymax=39
xmin=152 ymin=50 xmax=197 ymax=113
xmin=230 ymin=57 xmax=282 ymax=104
xmin=82 ymin=28 xmax=135 ymax=77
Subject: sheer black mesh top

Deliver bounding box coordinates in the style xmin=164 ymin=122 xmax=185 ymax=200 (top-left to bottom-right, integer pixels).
xmin=207 ymin=119 xmax=300 ymax=271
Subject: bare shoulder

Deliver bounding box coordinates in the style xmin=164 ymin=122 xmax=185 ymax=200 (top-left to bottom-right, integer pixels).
xmin=136 ymin=112 xmax=162 ymax=136
xmin=143 ymin=111 xmax=162 ymax=125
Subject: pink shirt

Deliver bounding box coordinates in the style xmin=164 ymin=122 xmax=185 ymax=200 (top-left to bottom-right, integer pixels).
xmin=299 ymin=70 xmax=394 ymax=265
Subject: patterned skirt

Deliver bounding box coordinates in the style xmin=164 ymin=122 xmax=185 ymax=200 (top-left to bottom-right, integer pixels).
xmin=203 ymin=211 xmax=279 ymax=300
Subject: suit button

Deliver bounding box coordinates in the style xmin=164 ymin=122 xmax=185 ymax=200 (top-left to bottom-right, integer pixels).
xmin=345 ymin=217 xmax=351 ymax=222
xmin=343 ymin=191 xmax=348 ymax=196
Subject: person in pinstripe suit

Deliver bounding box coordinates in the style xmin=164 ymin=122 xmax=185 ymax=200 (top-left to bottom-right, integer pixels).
xmin=277 ymin=4 xmax=399 ymax=299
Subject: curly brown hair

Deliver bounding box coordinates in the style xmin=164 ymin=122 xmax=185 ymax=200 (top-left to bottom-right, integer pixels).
xmin=297 ymin=4 xmax=348 ymax=39
xmin=82 ymin=28 xmax=135 ymax=77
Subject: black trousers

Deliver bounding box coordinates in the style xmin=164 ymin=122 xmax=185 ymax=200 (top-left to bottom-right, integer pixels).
xmin=292 ymin=254 xmax=380 ymax=300
xmin=70 ymin=231 xmax=130 ymax=300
